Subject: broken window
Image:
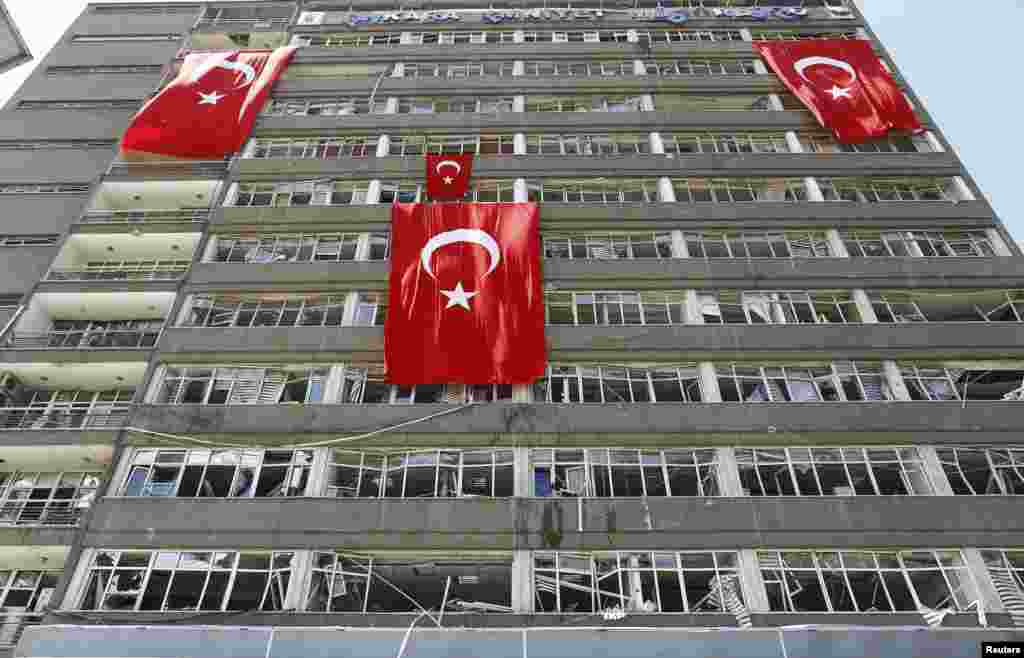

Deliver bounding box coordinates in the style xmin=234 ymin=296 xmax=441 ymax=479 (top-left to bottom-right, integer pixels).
xmin=936 ymin=447 xmax=1024 ymax=495
xmin=531 ymin=448 xmax=719 ymax=497
xmin=542 ymin=232 xmax=674 ymax=260
xmin=263 ymin=97 xmax=375 ymax=117
xmin=157 ymin=366 xmax=328 ymax=404
xmin=307 ymin=553 xmax=512 ymax=613
xmin=78 ymin=550 xmax=295 ymax=612
xmin=328 ymin=449 xmax=514 ymax=498
xmin=900 ymin=364 xmax=1024 ymax=401
xmin=120 ymin=448 xmax=313 ymax=498
xmin=185 ymin=295 xmax=348 ymax=328
xmin=817 ymin=177 xmax=957 ymax=203
xmin=664 ymin=132 xmax=788 ymax=154
xmin=760 ymin=550 xmax=978 ymax=613
xmin=673 ymin=177 xmax=806 ymax=203
xmin=736 ymin=447 xmax=932 ymax=497
xmin=211 ymin=233 xmax=374 ymax=263
xmin=527 ymin=178 xmax=659 ymax=203
xmin=534 ymin=551 xmax=741 ymax=613
xmin=545 ymin=292 xmax=685 ymax=325
xmin=0 ymin=472 xmax=102 ymax=525
xmin=699 ymin=290 xmax=859 ymax=324
xmin=803 ymin=132 xmax=930 ymax=154
xmin=842 ymin=229 xmax=996 ymax=258
xmin=650 ymin=59 xmax=759 ymax=78
xmin=340 ymin=366 xmax=512 ymax=404
xmin=683 ymin=230 xmax=832 ymax=258
xmin=717 ymin=363 xmax=888 ymax=403
xmin=0 ymin=570 xmax=59 ymax=614
xmin=979 ymin=550 xmax=1024 ymax=600
xmin=532 ymin=364 xmax=703 ymax=403
xmin=9 ymin=389 xmax=135 ymax=430
xmin=248 ymin=136 xmax=376 ymax=159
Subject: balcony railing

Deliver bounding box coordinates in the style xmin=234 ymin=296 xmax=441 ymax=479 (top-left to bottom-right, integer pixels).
xmin=46 ymin=263 xmax=190 ymax=282
xmin=6 ymin=329 xmax=161 ymax=349
xmin=105 ymin=159 xmax=230 ymax=178
xmin=0 ymin=612 xmax=44 ymax=648
xmin=79 ymin=209 xmax=210 ymax=224
xmin=0 ymin=503 xmax=87 ymax=527
xmin=0 ymin=406 xmax=131 ymax=430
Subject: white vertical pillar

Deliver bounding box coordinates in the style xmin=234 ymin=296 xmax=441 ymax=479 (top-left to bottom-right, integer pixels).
xmin=202 ymin=236 xmax=220 ymax=262
xmin=59 ymin=548 xmax=95 ymax=610
xmin=657 ymin=178 xmax=675 ymax=203
xmin=985 ymin=229 xmax=1014 ymax=256
xmin=961 ymin=548 xmax=1006 ymax=615
xmin=144 ymin=365 xmax=166 ymax=403
xmin=739 ymin=28 xmax=754 ymax=42
xmin=640 ymin=94 xmax=655 ymax=111
xmin=882 ymin=361 xmax=912 ymax=401
xmin=803 ymin=176 xmax=824 ymax=202
xmin=952 ymin=176 xmax=976 ymax=201
xmin=633 ymin=59 xmax=647 ymax=76
xmin=383 ymin=97 xmax=399 ymax=114
xmin=514 ymin=447 xmax=531 ymax=496
xmin=390 ymin=62 xmax=405 ymax=77
xmin=851 ymin=289 xmax=878 ymax=323
xmin=322 ymin=365 xmax=346 ymax=404
xmin=376 ymin=135 xmax=391 ymax=158
xmin=107 ymin=448 xmax=136 ymax=497
xmin=222 ymin=182 xmax=240 ymax=206
xmin=784 ymin=131 xmax=803 ymax=154
xmin=626 ymin=29 xmax=639 ymax=43
xmin=924 ymin=131 xmax=945 ymax=153
xmin=715 ymin=448 xmax=744 ymax=497
xmin=514 ymin=133 xmax=528 ymax=156
xmin=684 ymin=290 xmax=703 ymax=324
xmin=513 ymin=95 xmax=526 ymax=113
xmin=513 ymin=550 xmax=533 ymax=612
xmin=917 ymin=446 xmax=954 ymax=496
xmin=670 ymin=230 xmax=688 ymax=258
xmin=737 ymin=550 xmax=770 ymax=612
xmin=649 ymin=132 xmax=665 ymax=155
xmin=513 ymin=179 xmax=529 ymax=202
xmin=399 ymin=31 xmax=415 ymax=45
xmin=752 ymin=59 xmax=768 ymax=75
xmin=698 ymin=362 xmax=721 ymax=402
xmin=366 ymin=180 xmax=383 ymax=204
xmin=341 ymin=292 xmax=360 ymax=326
xmin=512 ymin=60 xmax=525 ymax=76
xmin=284 ymin=551 xmax=313 ymax=610
xmin=307 ymin=448 xmax=332 ymax=496
xmin=513 ymin=29 xmax=525 ymax=44
xmin=767 ymin=94 xmax=784 ymax=111
xmin=826 ymin=230 xmax=850 ymax=258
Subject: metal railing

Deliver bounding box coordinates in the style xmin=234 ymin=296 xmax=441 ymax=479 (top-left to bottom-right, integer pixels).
xmin=105 ymin=159 xmax=229 ymax=178
xmin=0 ymin=503 xmax=87 ymax=527
xmin=0 ymin=612 xmax=44 ymax=648
xmin=6 ymin=329 xmax=161 ymax=349
xmin=46 ymin=263 xmax=190 ymax=282
xmin=79 ymin=209 xmax=210 ymax=224
xmin=0 ymin=407 xmax=131 ymax=430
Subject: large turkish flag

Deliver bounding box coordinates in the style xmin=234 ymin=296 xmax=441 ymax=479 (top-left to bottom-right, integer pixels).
xmin=385 ymin=203 xmax=546 ymax=385
xmin=120 ymin=48 xmax=295 ymax=160
xmin=753 ymin=39 xmax=921 ymax=144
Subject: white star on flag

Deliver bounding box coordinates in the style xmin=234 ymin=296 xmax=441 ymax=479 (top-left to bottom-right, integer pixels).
xmin=443 ymin=176 xmax=454 ymax=184
xmin=440 ymin=282 xmax=478 ymax=310
xmin=197 ymin=90 xmax=226 ymax=105
xmin=827 ymin=85 xmax=853 ymax=100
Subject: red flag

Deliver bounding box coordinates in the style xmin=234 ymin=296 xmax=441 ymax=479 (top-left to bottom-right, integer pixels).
xmin=753 ymin=39 xmax=921 ymax=144
xmin=385 ymin=203 xmax=546 ymax=385
xmin=425 ymin=153 xmax=474 ymax=200
xmin=120 ymin=48 xmax=296 ymax=160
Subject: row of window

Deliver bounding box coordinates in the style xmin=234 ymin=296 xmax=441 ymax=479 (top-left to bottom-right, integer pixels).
xmin=68 ymin=548 xmax=1019 ymax=616
xmin=228 ymin=177 xmax=958 ymax=206
xmin=245 ymin=132 xmax=928 ymax=158
xmin=206 ymin=230 xmax=1000 ymax=262
xmin=148 ymin=362 xmax=1024 ymax=406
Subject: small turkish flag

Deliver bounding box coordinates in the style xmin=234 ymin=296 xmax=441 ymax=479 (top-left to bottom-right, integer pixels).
xmin=426 ymin=153 xmax=474 ymax=200
xmin=753 ymin=39 xmax=921 ymax=144
xmin=385 ymin=203 xmax=546 ymax=385
xmin=120 ymin=48 xmax=295 ymax=160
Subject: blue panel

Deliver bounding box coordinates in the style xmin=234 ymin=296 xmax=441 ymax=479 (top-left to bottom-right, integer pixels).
xmin=17 ymin=626 xmax=273 ymax=658
xmin=524 ymin=630 xmax=785 ymax=658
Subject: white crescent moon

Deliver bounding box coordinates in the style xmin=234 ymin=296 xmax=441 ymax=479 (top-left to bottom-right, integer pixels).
xmin=420 ymin=229 xmax=501 ymax=280
xmin=793 ymin=56 xmax=857 ymax=84
xmin=188 ymin=57 xmax=258 ymax=88
xmin=435 ymin=160 xmax=462 ymax=175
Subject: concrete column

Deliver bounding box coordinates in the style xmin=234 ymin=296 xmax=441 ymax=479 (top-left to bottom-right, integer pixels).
xmin=390 ymin=62 xmax=405 ymax=77
xmin=512 ymin=60 xmax=525 ymax=76
xmin=961 ymin=548 xmax=1006 ymax=616
xmin=307 ymin=448 xmax=332 ymax=496
xmin=284 ymin=551 xmax=313 ymax=610
xmin=626 ymin=29 xmax=639 ymax=43
xmin=715 ymin=448 xmax=744 ymax=497
xmin=202 ymin=236 xmax=220 ymax=262
xmin=737 ymin=550 xmax=771 ymax=612
xmin=648 ymin=132 xmax=665 ymax=154
xmin=383 ymin=97 xmax=399 ymax=114
xmin=952 ymin=176 xmax=976 ymax=202
xmin=698 ymin=362 xmax=722 ymax=402
xmin=514 ymin=133 xmax=528 ymax=156
xmin=375 ymin=135 xmax=391 ymax=158
xmin=366 ymin=180 xmax=383 ymax=204
xmin=767 ymin=94 xmax=784 ymax=111
xmin=985 ymin=229 xmax=1014 ymax=256
xmin=513 ymin=179 xmax=529 ymax=202
xmin=803 ymin=176 xmax=824 ymax=202
xmin=784 ymin=131 xmax=803 ymax=154
xmin=851 ymin=289 xmax=878 ymax=323
xmin=739 ymin=28 xmax=754 ymax=41
xmin=657 ymin=177 xmax=675 ymax=203
xmin=752 ymin=58 xmax=768 ymax=75
xmin=59 ymin=548 xmax=94 ymax=610
xmin=222 ymin=182 xmax=239 ymax=206
xmin=399 ymin=31 xmax=415 ymax=45
xmin=826 ymin=229 xmax=850 ymax=258
xmin=513 ymin=95 xmax=526 ymax=113
xmin=918 ymin=446 xmax=955 ymax=496
xmin=924 ymin=131 xmax=945 ymax=153
xmin=354 ymin=233 xmax=373 ymax=261
xmin=633 ymin=59 xmax=647 ymax=76
xmin=322 ymin=365 xmax=347 ymax=404
xmin=513 ymin=550 xmax=533 ymax=612
xmin=341 ymin=292 xmax=360 ymax=326
xmin=514 ymin=447 xmax=532 ymax=497
xmin=882 ymin=361 xmax=912 ymax=401
xmin=144 ymin=365 xmax=166 ymax=403
xmin=640 ymin=94 xmax=655 ymax=111
xmin=240 ymin=139 xmax=258 ymax=158
xmin=670 ymin=230 xmax=688 ymax=258
xmin=684 ymin=290 xmax=703 ymax=324
xmin=107 ymin=447 xmax=136 ymax=497
xmin=513 ymin=29 xmax=525 ymax=44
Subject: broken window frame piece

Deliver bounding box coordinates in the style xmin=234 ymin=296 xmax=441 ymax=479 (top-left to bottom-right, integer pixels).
xmin=735 ymin=446 xmax=933 ymax=497
xmin=899 ymin=364 xmax=1024 ymax=402
xmin=157 ymin=366 xmax=329 ymax=405
xmin=307 ymin=552 xmax=513 ymax=613
xmin=532 ymin=364 xmax=704 ymax=403
xmin=759 ymin=549 xmax=979 ymax=613
xmin=340 ymin=366 xmax=514 ymax=404
xmin=699 ymin=290 xmax=859 ymax=325
xmin=0 ymin=471 xmax=102 ymax=526
xmin=541 ymin=232 xmax=674 ymax=260
xmin=979 ymin=550 xmax=1024 ymax=594
xmin=935 ymin=447 xmax=1024 ymax=495
xmin=544 ymin=291 xmax=686 ymax=326
xmin=119 ymin=448 xmax=314 ymax=498
xmin=328 ymin=448 xmax=515 ymax=498
xmin=716 ymin=362 xmax=889 ymax=403
xmin=530 ymin=448 xmax=719 ymax=498
xmin=77 ymin=550 xmax=295 ymax=612
xmin=533 ymin=551 xmax=742 ymax=614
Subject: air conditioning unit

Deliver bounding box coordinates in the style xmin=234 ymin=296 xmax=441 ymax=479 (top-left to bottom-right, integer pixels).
xmin=297 ymin=11 xmax=325 ymax=25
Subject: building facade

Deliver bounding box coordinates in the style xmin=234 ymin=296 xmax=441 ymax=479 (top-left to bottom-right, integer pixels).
xmin=0 ymin=1 xmax=1022 ymax=656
